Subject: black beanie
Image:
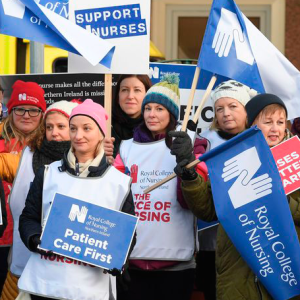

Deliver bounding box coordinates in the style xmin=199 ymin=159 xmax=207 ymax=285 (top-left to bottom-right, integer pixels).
xmin=245 ymin=93 xmax=287 ymax=126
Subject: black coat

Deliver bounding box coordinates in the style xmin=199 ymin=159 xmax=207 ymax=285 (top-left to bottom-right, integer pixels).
xmin=0 ymin=177 xmax=7 ymax=238
xmin=19 ymin=152 xmax=136 ymax=252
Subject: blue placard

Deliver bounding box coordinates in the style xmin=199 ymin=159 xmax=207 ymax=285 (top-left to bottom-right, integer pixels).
xmin=40 ymin=193 xmax=138 ymax=270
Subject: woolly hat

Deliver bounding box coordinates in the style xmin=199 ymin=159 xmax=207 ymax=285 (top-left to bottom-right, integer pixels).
xmin=245 ymin=93 xmax=288 ymax=126
xmin=69 ymin=99 xmax=108 ymax=136
xmin=44 ymin=100 xmax=80 ymax=119
xmin=142 ymin=74 xmax=180 ymax=120
xmin=211 ymin=80 xmax=258 ymax=107
xmin=7 ymin=80 xmax=46 ymax=113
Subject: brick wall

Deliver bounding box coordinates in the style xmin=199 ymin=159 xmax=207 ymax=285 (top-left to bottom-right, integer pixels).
xmin=285 ymin=0 xmax=300 ymax=70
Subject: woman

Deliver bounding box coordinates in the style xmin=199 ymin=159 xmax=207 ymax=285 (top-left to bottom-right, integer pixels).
xmin=191 ymin=80 xmax=257 ymax=300
xmin=169 ymin=80 xmax=258 ymax=300
xmin=0 ymin=80 xmax=46 ymax=295
xmin=114 ymin=75 xmax=206 ymax=300
xmin=173 ymin=93 xmax=300 ymax=300
xmin=104 ymin=74 xmax=152 ymax=161
xmin=18 ymin=99 xmax=135 ymax=300
xmin=0 ymin=100 xmax=78 ymax=300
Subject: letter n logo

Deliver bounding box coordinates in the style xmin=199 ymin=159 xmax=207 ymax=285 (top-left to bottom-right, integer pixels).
xmin=68 ymin=204 xmax=88 ymax=223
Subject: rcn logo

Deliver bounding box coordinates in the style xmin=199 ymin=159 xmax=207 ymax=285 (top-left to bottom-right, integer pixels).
xmin=68 ymin=204 xmax=88 ymax=223
xmin=18 ymin=93 xmax=27 ymax=101
xmin=148 ymin=66 xmax=159 ymax=79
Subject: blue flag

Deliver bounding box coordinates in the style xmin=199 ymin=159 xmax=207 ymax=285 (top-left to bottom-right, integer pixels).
xmin=200 ymin=127 xmax=300 ymax=300
xmin=198 ymin=0 xmax=300 ymax=120
xmin=0 ymin=0 xmax=114 ymax=68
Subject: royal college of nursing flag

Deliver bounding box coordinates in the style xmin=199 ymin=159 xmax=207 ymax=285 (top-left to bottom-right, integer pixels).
xmin=200 ymin=127 xmax=300 ymax=300
xmin=0 ymin=0 xmax=115 ymax=68
xmin=199 ymin=0 xmax=300 ymax=120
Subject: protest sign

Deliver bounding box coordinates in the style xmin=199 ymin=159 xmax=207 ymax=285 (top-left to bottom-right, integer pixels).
xmin=0 ymin=0 xmax=114 ymax=67
xmin=271 ymin=136 xmax=300 ymax=195
xmin=40 ymin=193 xmax=138 ymax=270
xmin=68 ymin=0 xmax=150 ymax=74
xmin=200 ymin=127 xmax=300 ymax=300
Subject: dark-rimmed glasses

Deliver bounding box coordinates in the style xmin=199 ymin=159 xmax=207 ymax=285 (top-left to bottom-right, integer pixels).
xmin=13 ymin=107 xmax=42 ymax=117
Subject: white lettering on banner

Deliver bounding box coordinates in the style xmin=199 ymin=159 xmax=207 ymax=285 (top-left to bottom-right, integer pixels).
xmin=239 ymin=207 xmax=298 ymax=286
xmin=64 ymin=228 xmax=108 ymax=249
xmin=276 ymin=152 xmax=300 ymax=187
xmin=52 ymin=229 xmax=113 ymax=264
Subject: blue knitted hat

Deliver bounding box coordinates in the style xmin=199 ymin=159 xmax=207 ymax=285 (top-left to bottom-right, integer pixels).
xmin=142 ymin=74 xmax=180 ymax=120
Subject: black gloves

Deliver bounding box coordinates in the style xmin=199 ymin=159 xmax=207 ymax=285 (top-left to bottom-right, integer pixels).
xmin=30 ymin=235 xmax=53 ymax=256
xmin=187 ymin=119 xmax=198 ymax=132
xmin=105 ymin=268 xmax=122 ymax=276
xmin=169 ymin=131 xmax=198 ymax=181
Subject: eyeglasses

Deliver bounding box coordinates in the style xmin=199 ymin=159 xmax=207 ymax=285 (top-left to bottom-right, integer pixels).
xmin=13 ymin=107 xmax=42 ymax=117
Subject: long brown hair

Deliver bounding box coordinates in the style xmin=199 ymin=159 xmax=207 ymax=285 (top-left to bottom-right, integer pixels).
xmin=2 ymin=113 xmax=44 ymax=152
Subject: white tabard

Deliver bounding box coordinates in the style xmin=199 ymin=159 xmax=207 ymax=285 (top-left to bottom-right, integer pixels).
xmin=200 ymin=129 xmax=227 ymax=150
xmin=9 ymin=147 xmax=34 ymax=276
xmin=120 ymin=138 xmax=195 ymax=261
xmin=18 ymin=161 xmax=131 ymax=300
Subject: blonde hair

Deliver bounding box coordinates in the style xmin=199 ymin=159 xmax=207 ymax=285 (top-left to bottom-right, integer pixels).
xmin=2 ymin=113 xmax=44 ymax=152
xmin=252 ymin=104 xmax=287 ymax=126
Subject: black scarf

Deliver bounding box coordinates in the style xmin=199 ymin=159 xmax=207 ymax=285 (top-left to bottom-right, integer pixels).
xmin=217 ymin=130 xmax=239 ymax=141
xmin=32 ymin=139 xmax=70 ymax=174
xmin=112 ymin=110 xmax=143 ymax=141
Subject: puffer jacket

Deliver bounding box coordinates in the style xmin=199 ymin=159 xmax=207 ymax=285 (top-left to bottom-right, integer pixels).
xmin=181 ymin=169 xmax=300 ymax=300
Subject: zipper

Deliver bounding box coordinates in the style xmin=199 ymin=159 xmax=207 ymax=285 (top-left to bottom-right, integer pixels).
xmin=255 ymin=276 xmax=263 ymax=300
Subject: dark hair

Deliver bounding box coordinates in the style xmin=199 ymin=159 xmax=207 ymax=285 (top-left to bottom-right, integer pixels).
xmin=112 ymin=75 xmax=152 ymax=123
xmin=139 ymin=114 xmax=177 ymax=149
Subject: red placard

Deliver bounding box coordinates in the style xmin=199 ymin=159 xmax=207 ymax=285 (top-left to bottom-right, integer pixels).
xmin=271 ymin=136 xmax=300 ymax=195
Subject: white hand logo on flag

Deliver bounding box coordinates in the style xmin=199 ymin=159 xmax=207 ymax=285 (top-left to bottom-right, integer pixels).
xmin=212 ymin=8 xmax=254 ymax=66
xmin=222 ymin=147 xmax=272 ymax=209
xmin=2 ymin=0 xmax=25 ymax=19
xmin=222 ymin=147 xmax=261 ymax=184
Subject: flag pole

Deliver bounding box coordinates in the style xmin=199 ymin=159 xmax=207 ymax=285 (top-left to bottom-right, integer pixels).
xmin=181 ymin=66 xmax=200 ymax=131
xmin=104 ymin=74 xmax=112 ymax=138
xmin=144 ymin=158 xmax=201 ymax=194
xmin=193 ymin=75 xmax=217 ymax=123
xmin=143 ymin=74 xmax=217 ymax=194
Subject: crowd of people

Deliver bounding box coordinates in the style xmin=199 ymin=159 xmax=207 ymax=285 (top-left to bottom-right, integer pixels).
xmin=0 ymin=75 xmax=299 ymax=300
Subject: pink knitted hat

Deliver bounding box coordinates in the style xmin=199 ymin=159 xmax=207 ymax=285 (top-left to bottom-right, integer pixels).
xmin=69 ymin=99 xmax=108 ymax=135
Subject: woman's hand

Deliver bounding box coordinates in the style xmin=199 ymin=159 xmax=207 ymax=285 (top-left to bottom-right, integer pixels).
xmin=104 ymin=137 xmax=115 ymax=164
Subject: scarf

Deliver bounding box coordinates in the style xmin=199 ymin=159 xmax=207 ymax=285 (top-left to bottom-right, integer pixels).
xmin=32 ymin=139 xmax=70 ymax=174
xmin=67 ymin=146 xmax=104 ymax=177
xmin=112 ymin=110 xmax=143 ymax=141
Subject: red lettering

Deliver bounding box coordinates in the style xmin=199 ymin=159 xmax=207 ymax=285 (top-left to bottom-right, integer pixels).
xmin=154 ymin=202 xmax=163 ymax=210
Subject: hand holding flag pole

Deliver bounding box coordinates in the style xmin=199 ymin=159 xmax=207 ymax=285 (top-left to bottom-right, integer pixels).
xmin=144 ymin=158 xmax=201 ymax=193
xmin=144 ymin=74 xmax=217 ymax=194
